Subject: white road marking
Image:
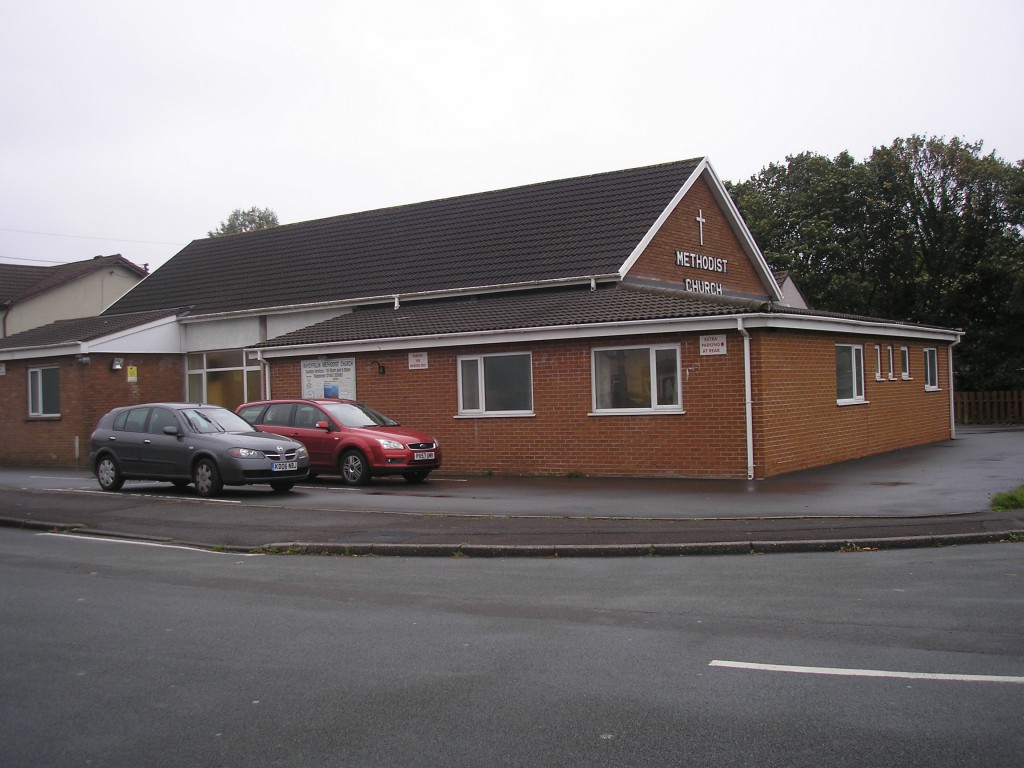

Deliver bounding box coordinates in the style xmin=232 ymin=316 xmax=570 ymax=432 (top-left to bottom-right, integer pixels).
xmin=37 ymin=532 xmax=261 ymax=555
xmin=53 ymin=488 xmax=241 ymax=503
xmin=709 ymin=660 xmax=1024 ymax=684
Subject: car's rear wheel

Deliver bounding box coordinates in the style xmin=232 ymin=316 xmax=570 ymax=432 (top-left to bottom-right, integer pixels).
xmin=269 ymin=481 xmax=294 ymax=492
xmin=340 ymin=449 xmax=371 ymax=486
xmin=403 ymin=470 xmax=430 ymax=483
xmin=193 ymin=458 xmax=223 ymax=498
xmin=96 ymin=455 xmax=124 ymax=491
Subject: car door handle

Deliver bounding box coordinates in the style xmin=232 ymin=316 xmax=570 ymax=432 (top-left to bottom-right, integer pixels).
xmin=144 ymin=439 xmax=152 ymax=444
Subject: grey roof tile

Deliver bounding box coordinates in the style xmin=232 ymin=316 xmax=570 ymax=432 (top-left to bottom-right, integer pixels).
xmin=255 ymin=285 xmax=750 ymax=348
xmin=0 ymin=310 xmax=178 ymax=351
xmin=105 ymin=159 xmax=703 ymax=316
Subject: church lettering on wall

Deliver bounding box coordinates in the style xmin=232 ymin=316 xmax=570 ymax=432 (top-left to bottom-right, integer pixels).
xmin=676 ymin=208 xmax=727 ymax=296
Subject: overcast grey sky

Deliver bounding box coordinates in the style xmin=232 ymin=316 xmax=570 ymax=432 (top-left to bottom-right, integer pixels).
xmin=2 ymin=0 xmax=1021 ymax=273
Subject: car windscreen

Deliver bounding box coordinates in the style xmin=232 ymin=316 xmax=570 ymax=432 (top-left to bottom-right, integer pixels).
xmin=322 ymin=402 xmax=398 ymax=428
xmin=182 ymin=407 xmax=258 ymax=434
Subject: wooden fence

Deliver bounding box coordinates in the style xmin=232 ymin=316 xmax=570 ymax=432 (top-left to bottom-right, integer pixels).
xmin=955 ymin=391 xmax=1024 ymax=424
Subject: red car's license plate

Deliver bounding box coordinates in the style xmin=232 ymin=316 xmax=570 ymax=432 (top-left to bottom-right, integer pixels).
xmin=414 ymin=452 xmax=435 ymax=461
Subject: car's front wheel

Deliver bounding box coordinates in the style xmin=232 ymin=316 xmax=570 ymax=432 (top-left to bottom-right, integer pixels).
xmin=339 ymin=449 xmax=371 ymax=486
xmin=95 ymin=455 xmax=125 ymax=491
xmin=193 ymin=458 xmax=223 ymax=498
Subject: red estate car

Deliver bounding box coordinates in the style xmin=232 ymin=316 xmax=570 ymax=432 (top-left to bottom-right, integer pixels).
xmin=236 ymin=399 xmax=441 ymax=485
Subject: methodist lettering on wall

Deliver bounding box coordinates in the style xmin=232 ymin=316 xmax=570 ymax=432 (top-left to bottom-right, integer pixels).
xmin=302 ymin=357 xmax=355 ymax=399
xmin=676 ymin=250 xmax=728 ymax=296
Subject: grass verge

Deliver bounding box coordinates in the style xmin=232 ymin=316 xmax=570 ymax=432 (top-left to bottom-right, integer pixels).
xmin=991 ymin=485 xmax=1024 ymax=511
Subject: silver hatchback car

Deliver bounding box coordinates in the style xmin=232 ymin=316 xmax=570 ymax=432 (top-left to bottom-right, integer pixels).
xmin=89 ymin=403 xmax=309 ymax=497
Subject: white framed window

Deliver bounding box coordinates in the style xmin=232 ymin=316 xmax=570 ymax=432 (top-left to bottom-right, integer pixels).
xmin=457 ymin=352 xmax=533 ymax=416
xmin=887 ymin=345 xmax=896 ymax=380
xmin=900 ymin=347 xmax=911 ymax=380
xmin=591 ymin=344 xmax=682 ymax=414
xmin=924 ymin=348 xmax=939 ymax=390
xmin=28 ymin=366 xmax=61 ymax=417
xmin=186 ymin=349 xmax=262 ymax=409
xmin=874 ymin=345 xmax=883 ymax=381
xmin=835 ymin=344 xmax=866 ymax=404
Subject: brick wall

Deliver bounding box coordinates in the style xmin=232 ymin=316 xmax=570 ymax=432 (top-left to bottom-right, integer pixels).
xmin=627 ymin=175 xmax=772 ymax=298
xmin=0 ymin=353 xmax=185 ymax=468
xmin=269 ymin=332 xmax=753 ymax=479
xmin=752 ymin=331 xmax=953 ymax=477
xmin=267 ymin=328 xmax=954 ymax=480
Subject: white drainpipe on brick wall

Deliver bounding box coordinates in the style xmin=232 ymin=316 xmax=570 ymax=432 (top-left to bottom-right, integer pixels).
xmin=949 ymin=335 xmax=961 ymax=439
xmin=737 ymin=318 xmax=755 ymax=480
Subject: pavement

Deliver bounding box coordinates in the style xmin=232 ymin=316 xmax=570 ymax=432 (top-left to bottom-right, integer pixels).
xmin=2 ymin=425 xmax=1023 ymax=556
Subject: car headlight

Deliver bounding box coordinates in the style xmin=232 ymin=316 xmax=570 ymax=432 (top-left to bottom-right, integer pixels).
xmin=295 ymin=445 xmax=308 ymax=459
xmin=229 ymin=447 xmax=266 ymax=459
xmin=377 ymin=439 xmax=405 ymax=450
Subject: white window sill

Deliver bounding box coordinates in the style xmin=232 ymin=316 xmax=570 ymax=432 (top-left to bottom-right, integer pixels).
xmin=454 ymin=412 xmax=535 ymax=419
xmin=589 ymin=408 xmax=686 ymax=416
xmin=925 ymin=386 xmax=941 ymax=392
xmin=836 ymin=399 xmax=870 ymax=407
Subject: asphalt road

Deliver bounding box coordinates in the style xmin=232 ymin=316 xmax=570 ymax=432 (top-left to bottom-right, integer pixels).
xmin=2 ymin=528 xmax=1021 ymax=767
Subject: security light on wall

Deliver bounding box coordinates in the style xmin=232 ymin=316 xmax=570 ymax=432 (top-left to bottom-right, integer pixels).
xmin=111 ymin=358 xmax=124 ymax=371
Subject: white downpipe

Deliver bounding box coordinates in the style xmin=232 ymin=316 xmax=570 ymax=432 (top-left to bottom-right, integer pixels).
xmin=948 ymin=335 xmax=961 ymax=439
xmin=737 ymin=318 xmax=755 ymax=480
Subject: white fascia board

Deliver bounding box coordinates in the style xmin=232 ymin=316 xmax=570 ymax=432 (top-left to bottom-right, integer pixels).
xmin=86 ymin=316 xmax=183 ymax=354
xmin=741 ymin=313 xmax=963 ymax=342
xmin=0 ymin=315 xmax=183 ymax=361
xmin=617 ymin=158 xmax=707 ymax=278
xmin=702 ymin=159 xmax=784 ymax=302
xmin=0 ymin=343 xmax=84 ymax=361
xmin=255 ymin=312 xmax=961 ymax=359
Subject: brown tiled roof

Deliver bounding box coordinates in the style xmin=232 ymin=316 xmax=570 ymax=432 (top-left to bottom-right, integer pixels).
xmin=105 ymin=159 xmax=704 ymax=317
xmin=0 ymin=255 xmax=147 ymax=305
xmin=0 ymin=310 xmax=178 ymax=351
xmin=255 ymin=284 xmax=754 ymax=348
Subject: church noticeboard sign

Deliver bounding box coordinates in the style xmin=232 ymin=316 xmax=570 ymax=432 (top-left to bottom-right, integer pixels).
xmin=302 ymin=358 xmax=355 ymax=399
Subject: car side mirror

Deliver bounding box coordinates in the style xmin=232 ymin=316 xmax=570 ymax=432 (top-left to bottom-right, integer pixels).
xmin=163 ymin=425 xmax=181 ymax=436
xmin=315 ymin=420 xmax=331 ymax=431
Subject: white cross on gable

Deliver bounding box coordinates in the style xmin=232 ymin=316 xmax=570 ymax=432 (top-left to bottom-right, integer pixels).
xmin=695 ymin=209 xmax=706 ymax=246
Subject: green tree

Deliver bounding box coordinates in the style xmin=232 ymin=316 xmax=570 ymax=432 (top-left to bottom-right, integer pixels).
xmin=729 ymin=136 xmax=1024 ymax=390
xmin=207 ymin=207 xmax=279 ymax=237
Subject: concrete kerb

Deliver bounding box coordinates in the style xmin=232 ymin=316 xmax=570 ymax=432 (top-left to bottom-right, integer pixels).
xmin=3 ymin=516 xmax=1022 ymax=557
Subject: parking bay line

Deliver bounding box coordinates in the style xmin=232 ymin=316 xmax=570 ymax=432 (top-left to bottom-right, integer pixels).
xmin=709 ymin=660 xmax=1024 ymax=684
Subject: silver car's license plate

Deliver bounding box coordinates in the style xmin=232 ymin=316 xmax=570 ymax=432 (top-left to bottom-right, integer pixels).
xmin=272 ymin=461 xmax=298 ymax=471
xmin=414 ymin=452 xmax=435 ymax=461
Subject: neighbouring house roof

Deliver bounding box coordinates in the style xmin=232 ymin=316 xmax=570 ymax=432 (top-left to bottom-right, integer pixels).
xmin=105 ymin=159 xmax=705 ymax=317
xmin=0 ymin=255 xmax=148 ymax=306
xmin=0 ymin=310 xmax=178 ymax=353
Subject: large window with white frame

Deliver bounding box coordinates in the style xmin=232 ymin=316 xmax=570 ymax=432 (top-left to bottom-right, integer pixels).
xmin=28 ymin=365 xmax=61 ymax=417
xmin=924 ymin=348 xmax=940 ymax=390
xmin=458 ymin=352 xmax=533 ymax=416
xmin=835 ymin=344 xmax=866 ymax=404
xmin=592 ymin=344 xmax=681 ymax=413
